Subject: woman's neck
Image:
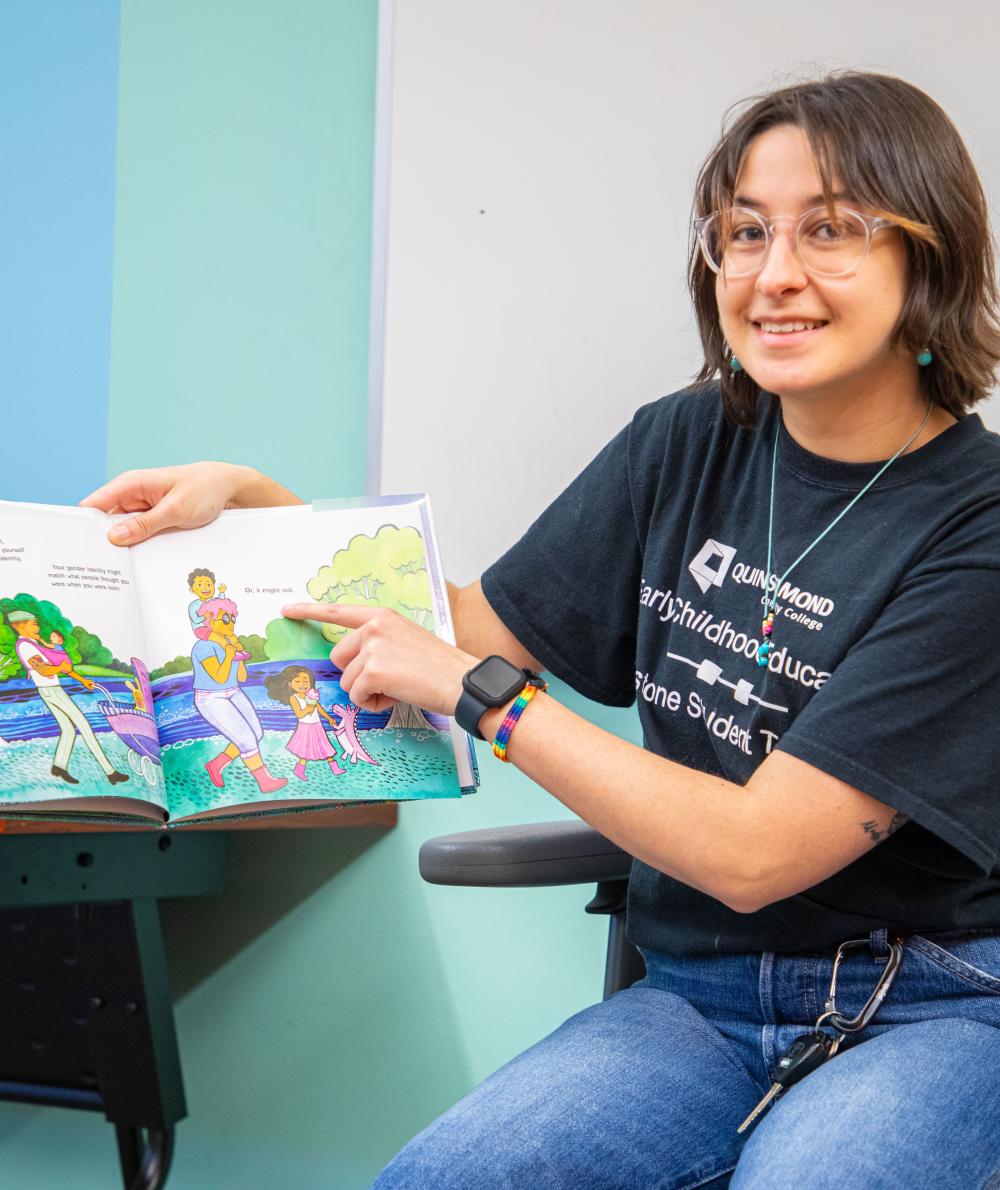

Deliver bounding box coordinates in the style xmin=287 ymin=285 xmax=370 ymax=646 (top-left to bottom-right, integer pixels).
xmin=778 ymin=387 xmax=956 ymax=463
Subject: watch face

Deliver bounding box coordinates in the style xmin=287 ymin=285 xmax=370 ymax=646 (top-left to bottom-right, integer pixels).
xmin=471 ymin=655 xmax=523 ymax=702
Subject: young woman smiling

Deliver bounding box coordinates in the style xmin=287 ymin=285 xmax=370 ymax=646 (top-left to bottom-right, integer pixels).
xmin=84 ymin=73 xmax=1000 ymax=1187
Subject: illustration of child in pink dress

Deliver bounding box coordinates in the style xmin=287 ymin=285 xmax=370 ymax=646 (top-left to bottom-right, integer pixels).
xmin=264 ymin=666 xmax=346 ymax=781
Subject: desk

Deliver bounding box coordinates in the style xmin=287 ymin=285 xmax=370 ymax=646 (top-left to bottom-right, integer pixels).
xmin=0 ymin=803 xmax=398 ymax=835
xmin=0 ymin=804 xmax=396 ymax=1189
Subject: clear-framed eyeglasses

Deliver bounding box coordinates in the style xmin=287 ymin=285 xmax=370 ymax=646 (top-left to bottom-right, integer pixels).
xmin=693 ymin=205 xmax=894 ymax=279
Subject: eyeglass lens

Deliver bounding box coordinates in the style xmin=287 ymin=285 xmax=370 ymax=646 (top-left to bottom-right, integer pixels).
xmin=701 ymin=207 xmax=871 ymax=278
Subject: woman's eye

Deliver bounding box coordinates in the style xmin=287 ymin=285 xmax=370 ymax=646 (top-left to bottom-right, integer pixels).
xmin=804 ymin=212 xmax=862 ymax=241
xmin=731 ymin=223 xmax=765 ymax=243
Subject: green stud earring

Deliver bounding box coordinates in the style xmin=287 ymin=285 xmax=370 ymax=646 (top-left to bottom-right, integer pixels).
xmin=729 ymin=356 xmax=743 ymax=373
xmin=917 ymin=348 xmax=933 ymax=367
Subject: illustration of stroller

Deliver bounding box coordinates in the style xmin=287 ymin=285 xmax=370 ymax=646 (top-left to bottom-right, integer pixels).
xmin=94 ymin=657 xmax=161 ymax=786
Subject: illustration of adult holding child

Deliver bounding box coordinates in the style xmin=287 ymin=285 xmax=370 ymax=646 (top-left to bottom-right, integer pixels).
xmin=264 ymin=666 xmax=346 ymax=781
xmin=8 ymin=609 xmax=128 ymax=786
xmin=191 ymin=597 xmax=288 ymax=793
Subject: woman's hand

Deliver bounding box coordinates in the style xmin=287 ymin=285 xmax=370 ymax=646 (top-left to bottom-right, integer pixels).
xmin=80 ymin=462 xmax=302 ymax=545
xmin=281 ymin=603 xmax=479 ymax=715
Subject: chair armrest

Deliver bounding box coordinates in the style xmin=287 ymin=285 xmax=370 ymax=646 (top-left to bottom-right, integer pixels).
xmin=418 ymin=820 xmax=632 ymax=888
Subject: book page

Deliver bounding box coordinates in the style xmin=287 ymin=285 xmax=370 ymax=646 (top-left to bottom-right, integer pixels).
xmin=129 ymin=497 xmax=476 ymax=821
xmin=0 ymin=502 xmax=166 ymax=815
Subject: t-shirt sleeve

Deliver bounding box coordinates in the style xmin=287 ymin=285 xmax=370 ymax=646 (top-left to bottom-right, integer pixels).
xmin=481 ymin=420 xmax=643 ymax=705
xmin=777 ymin=555 xmax=1000 ymax=873
xmin=191 ymin=640 xmax=223 ymax=666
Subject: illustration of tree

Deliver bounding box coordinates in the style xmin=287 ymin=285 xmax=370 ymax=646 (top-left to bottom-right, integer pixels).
xmin=0 ymin=594 xmax=76 ymax=680
xmin=0 ymin=622 xmax=17 ymax=680
xmin=71 ymin=625 xmax=132 ymax=672
xmin=306 ymin=525 xmax=432 ymax=642
xmin=150 ymin=655 xmax=194 ymax=682
xmin=237 ymin=633 xmax=269 ymax=663
xmin=263 ymin=616 xmax=330 ymax=662
xmin=305 ymin=525 xmax=438 ymax=730
xmin=0 ymin=594 xmax=135 ymax=681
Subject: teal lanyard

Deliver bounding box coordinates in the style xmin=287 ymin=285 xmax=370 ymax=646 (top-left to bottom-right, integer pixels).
xmin=757 ymin=400 xmax=933 ymax=668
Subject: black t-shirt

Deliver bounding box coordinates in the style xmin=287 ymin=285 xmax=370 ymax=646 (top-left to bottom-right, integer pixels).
xmin=482 ymin=385 xmax=1000 ymax=955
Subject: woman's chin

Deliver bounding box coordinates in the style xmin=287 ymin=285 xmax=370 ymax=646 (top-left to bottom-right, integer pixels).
xmin=741 ymin=361 xmax=831 ymax=398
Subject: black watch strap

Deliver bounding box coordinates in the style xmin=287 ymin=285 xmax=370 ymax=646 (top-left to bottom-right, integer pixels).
xmin=454 ymin=656 xmax=544 ymax=740
xmin=455 ymin=688 xmax=491 ymax=741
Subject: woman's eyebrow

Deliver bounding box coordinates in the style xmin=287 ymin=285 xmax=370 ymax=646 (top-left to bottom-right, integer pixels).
xmin=733 ymin=190 xmax=853 ymax=209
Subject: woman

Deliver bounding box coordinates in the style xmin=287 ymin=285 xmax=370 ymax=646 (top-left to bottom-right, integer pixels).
xmin=83 ymin=73 xmax=1000 ymax=1186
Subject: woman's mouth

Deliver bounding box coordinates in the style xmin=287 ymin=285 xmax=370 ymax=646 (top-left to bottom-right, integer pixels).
xmin=752 ymin=318 xmax=828 ymax=345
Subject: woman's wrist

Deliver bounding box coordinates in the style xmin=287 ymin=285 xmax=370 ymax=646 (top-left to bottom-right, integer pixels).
xmin=474 ymin=689 xmax=547 ymax=763
xmin=478 ymin=701 xmax=515 ymax=742
xmin=228 ymin=464 xmax=305 ymax=510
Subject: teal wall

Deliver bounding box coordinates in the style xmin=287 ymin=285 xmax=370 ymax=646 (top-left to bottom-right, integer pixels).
xmin=3 ymin=690 xmax=640 ymax=1188
xmin=1 ymin=3 xmax=643 ymax=1185
xmin=107 ymin=0 xmax=377 ymax=493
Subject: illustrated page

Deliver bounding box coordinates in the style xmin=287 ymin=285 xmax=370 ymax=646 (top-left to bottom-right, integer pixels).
xmin=0 ymin=503 xmax=165 ymax=813
xmin=129 ymin=498 xmax=473 ymax=820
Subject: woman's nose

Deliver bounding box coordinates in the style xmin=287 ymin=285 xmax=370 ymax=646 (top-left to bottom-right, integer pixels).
xmin=755 ymin=227 xmax=808 ymax=297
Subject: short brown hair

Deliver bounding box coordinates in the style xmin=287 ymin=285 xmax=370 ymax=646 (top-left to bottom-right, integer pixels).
xmin=689 ymin=72 xmax=1000 ymax=427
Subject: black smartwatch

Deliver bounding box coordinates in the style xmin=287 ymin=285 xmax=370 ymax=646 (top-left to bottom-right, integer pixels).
xmin=455 ymin=655 xmax=544 ymax=740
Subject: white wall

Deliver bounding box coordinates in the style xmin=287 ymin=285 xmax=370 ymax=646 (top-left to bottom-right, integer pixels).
xmin=361 ymin=5 xmax=1000 ymax=1166
xmin=381 ymin=0 xmax=1000 ymax=583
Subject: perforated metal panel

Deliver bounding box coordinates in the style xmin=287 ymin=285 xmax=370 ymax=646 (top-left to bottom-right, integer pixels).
xmin=0 ymin=899 xmax=182 ymax=1128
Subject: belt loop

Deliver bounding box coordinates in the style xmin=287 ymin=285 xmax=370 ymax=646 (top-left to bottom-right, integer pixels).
xmin=869 ymin=927 xmax=890 ymax=961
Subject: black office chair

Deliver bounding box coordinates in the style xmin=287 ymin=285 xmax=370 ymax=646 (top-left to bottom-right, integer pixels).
xmin=419 ymin=819 xmax=644 ymax=999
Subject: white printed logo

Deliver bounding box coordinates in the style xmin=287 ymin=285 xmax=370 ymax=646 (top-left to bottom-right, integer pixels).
xmin=688 ymin=539 xmax=737 ymax=594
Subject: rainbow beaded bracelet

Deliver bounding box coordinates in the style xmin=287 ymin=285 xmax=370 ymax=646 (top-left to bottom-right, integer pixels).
xmin=491 ymin=678 xmax=547 ymax=762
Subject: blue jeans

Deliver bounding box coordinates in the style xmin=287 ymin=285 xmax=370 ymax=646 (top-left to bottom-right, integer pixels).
xmin=374 ymin=930 xmax=1000 ymax=1188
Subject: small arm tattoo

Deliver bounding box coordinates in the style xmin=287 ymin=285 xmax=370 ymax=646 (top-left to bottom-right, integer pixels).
xmin=860 ymin=812 xmax=909 ymax=844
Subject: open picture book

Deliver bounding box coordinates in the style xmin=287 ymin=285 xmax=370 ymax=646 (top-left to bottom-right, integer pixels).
xmin=0 ymin=495 xmax=478 ymax=826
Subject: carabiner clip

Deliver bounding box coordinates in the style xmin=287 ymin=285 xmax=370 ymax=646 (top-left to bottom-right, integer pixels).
xmin=814 ymin=937 xmax=904 ymax=1036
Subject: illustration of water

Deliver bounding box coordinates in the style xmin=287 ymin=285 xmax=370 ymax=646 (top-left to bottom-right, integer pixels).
xmin=0 ymin=676 xmax=162 ymax=806
xmin=162 ymin=727 xmax=458 ymax=820
xmin=0 ymin=660 xmax=460 ymax=817
xmin=0 ymin=735 xmax=160 ymax=807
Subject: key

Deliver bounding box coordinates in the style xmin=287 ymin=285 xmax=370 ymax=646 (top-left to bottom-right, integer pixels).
xmin=737 ymin=1030 xmax=837 ymax=1134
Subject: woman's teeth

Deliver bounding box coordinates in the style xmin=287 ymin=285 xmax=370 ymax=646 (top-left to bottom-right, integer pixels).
xmin=758 ymin=320 xmax=825 ymax=333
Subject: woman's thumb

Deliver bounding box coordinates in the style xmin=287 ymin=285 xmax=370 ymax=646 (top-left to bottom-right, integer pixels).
xmin=108 ymin=499 xmax=184 ymax=545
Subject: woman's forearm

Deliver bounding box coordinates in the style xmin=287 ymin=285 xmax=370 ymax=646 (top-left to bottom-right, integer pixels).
xmin=474 ymin=692 xmax=894 ymax=914
xmin=229 ymin=465 xmax=305 ymax=509
xmin=476 ymin=693 xmax=755 ymax=909
xmin=446 ymin=580 xmax=541 ymax=669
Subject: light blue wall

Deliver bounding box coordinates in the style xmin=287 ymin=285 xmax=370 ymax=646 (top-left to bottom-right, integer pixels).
xmin=0 ymin=0 xmax=120 ymax=504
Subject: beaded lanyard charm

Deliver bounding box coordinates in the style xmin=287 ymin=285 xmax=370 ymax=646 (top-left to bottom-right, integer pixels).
xmin=756 ymin=400 xmax=932 ymax=668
